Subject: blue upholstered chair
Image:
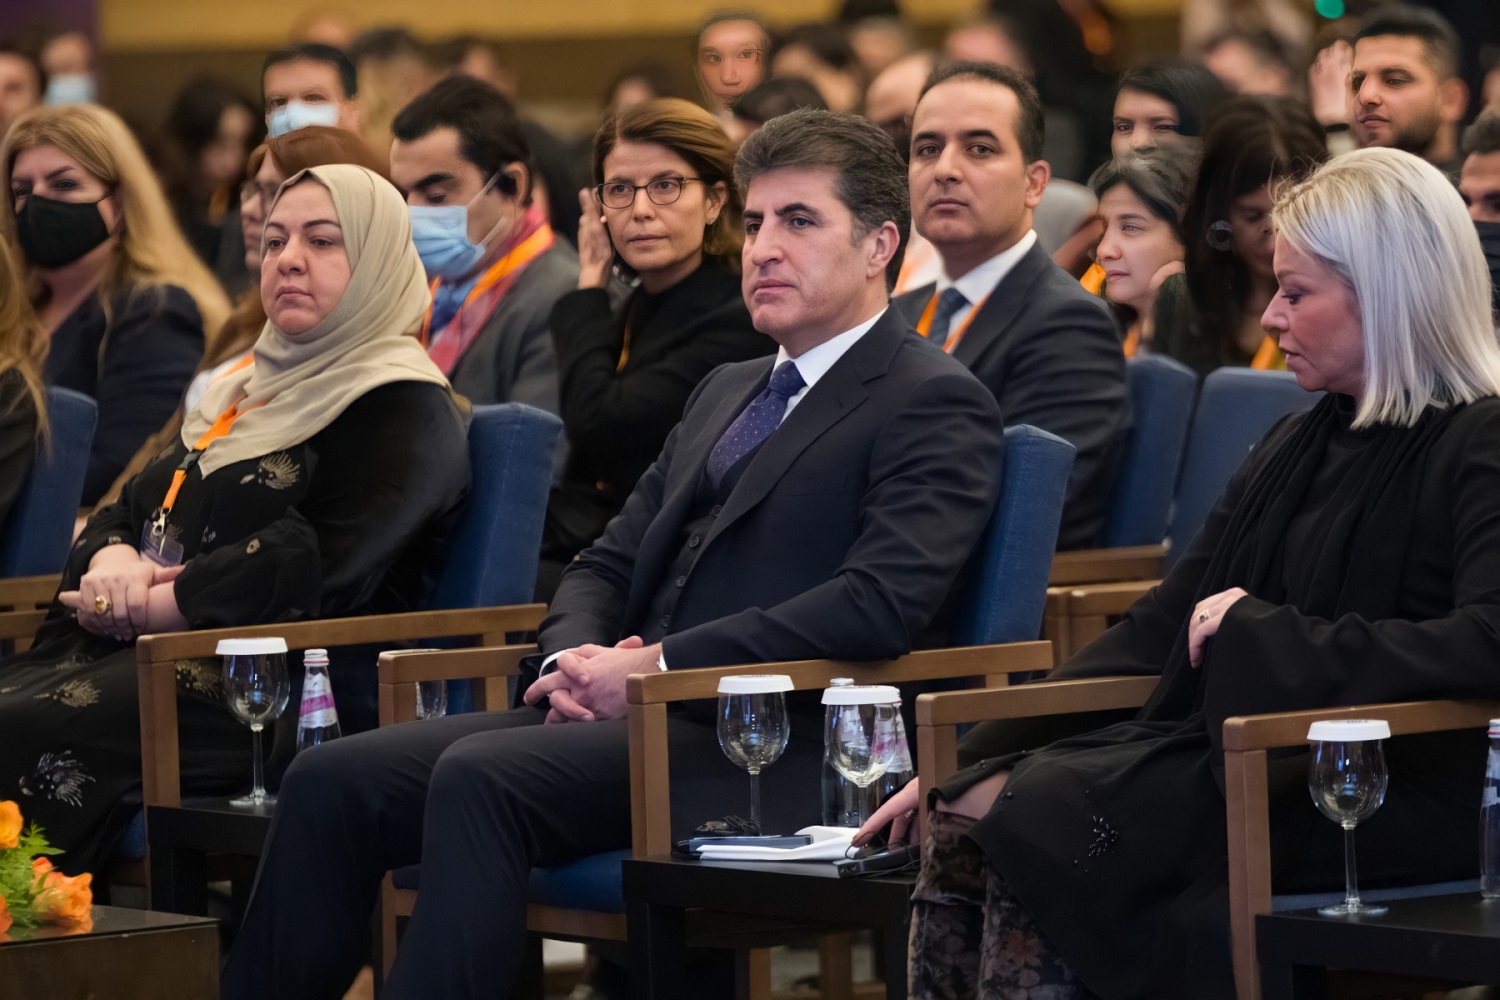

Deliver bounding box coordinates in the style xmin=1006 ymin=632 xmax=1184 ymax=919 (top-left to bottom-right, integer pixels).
xmin=1098 ymin=354 xmax=1197 ymax=549
xmin=1166 ymin=368 xmax=1319 ymax=569
xmin=0 ymin=386 xmax=98 ymax=577
xmin=127 ymin=404 xmax=562 ymax=868
xmin=377 ymin=425 xmax=1076 ymax=985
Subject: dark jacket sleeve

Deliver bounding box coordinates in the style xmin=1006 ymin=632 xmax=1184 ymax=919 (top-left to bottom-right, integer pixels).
xmin=84 ymin=286 xmax=204 ymax=503
xmin=551 ymin=287 xmax=765 ymax=463
xmin=0 ymin=370 xmax=37 ymax=528
xmin=173 ymin=383 xmax=471 ymax=627
xmin=659 ymin=369 xmax=1005 ymax=667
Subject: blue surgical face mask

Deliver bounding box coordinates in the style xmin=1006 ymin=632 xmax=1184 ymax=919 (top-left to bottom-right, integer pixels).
xmin=266 ymin=100 xmax=340 ymax=139
xmin=409 ymin=173 xmax=507 ymax=281
xmin=45 ymin=73 xmax=95 ymax=105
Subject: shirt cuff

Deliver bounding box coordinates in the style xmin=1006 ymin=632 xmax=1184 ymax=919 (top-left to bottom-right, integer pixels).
xmin=538 ymin=650 xmax=565 ymax=676
xmin=657 ymin=649 xmax=668 ymax=671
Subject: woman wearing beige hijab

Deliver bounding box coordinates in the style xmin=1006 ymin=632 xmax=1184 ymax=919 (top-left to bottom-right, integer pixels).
xmin=0 ymin=164 xmax=471 ymax=873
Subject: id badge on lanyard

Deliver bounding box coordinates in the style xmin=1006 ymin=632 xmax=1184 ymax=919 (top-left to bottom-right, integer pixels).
xmin=141 ymin=512 xmax=184 ymax=567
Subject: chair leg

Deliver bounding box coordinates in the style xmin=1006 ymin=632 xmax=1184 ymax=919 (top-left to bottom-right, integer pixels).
xmin=737 ymin=946 xmax=774 ymax=1000
xmin=817 ymin=933 xmax=855 ymax=1000
xmin=378 ymin=876 xmax=399 ymax=982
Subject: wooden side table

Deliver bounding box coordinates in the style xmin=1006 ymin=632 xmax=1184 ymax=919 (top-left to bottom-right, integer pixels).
xmin=0 ymin=905 xmax=219 ymax=999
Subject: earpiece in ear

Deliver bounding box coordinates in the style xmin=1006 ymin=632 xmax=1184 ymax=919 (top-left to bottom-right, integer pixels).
xmin=1206 ymin=221 xmax=1234 ymax=251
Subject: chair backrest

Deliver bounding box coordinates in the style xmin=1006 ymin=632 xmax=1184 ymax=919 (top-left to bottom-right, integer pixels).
xmin=427 ymin=403 xmax=563 ymax=610
xmin=1166 ymin=368 xmax=1320 ymax=569
xmin=952 ymin=424 xmax=1076 ymax=645
xmin=0 ymin=386 xmax=98 ymax=577
xmin=1098 ymin=354 xmax=1197 ymax=548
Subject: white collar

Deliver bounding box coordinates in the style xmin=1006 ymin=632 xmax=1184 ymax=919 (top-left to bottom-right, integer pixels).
xmin=935 ymin=230 xmax=1038 ymax=304
xmin=774 ymin=308 xmax=886 ymax=391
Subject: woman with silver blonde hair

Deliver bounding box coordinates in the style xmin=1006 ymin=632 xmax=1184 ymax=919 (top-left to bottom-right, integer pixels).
xmin=862 ymin=146 xmax=1500 ymax=999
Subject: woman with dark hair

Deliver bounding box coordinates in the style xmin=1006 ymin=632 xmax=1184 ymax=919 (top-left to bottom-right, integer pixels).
xmin=160 ymin=75 xmax=264 ymax=267
xmin=537 ymin=97 xmax=772 ymax=597
xmin=1111 ymin=60 xmax=1229 ymax=158
xmin=1177 ymin=95 xmax=1327 ymax=375
xmin=1087 ymin=147 xmax=1198 ymax=359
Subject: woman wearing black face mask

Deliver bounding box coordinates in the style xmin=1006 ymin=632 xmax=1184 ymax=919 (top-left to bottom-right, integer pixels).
xmin=0 ymin=105 xmax=230 ymax=509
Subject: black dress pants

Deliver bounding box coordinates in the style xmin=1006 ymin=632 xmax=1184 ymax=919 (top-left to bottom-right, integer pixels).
xmin=221 ymin=706 xmax=821 ymax=1000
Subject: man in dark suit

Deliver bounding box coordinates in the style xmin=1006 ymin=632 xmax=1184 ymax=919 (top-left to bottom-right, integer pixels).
xmin=898 ymin=61 xmax=1130 ymax=550
xmin=391 ymin=76 xmax=577 ymax=410
xmin=222 ymin=109 xmax=1003 ymax=1000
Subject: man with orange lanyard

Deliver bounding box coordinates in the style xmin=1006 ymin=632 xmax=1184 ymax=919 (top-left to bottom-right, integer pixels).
xmin=895 ymin=61 xmax=1129 ymax=551
xmin=390 ymin=76 xmax=578 ymax=409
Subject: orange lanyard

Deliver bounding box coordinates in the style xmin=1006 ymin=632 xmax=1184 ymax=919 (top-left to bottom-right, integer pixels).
xmin=419 ymin=224 xmax=555 ymax=345
xmin=915 ymin=290 xmax=989 ymax=354
xmin=1122 ymin=324 xmax=1141 ymax=358
xmin=154 ymin=398 xmax=263 ymax=532
xmin=1250 ymin=335 xmax=1285 ymax=370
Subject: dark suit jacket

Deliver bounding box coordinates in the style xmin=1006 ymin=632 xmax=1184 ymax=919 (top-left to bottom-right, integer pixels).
xmin=539 ymin=307 xmax=1005 ymax=669
xmin=896 ymin=241 xmax=1129 ymax=550
xmin=448 ymin=242 xmax=578 ymax=411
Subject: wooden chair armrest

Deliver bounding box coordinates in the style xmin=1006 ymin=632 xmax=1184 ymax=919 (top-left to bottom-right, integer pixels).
xmin=377 ymin=645 xmax=536 ymax=725
xmin=138 ymin=604 xmax=546 ymax=808
xmin=0 ymin=609 xmax=47 ymax=641
xmin=913 ymin=675 xmax=1161 ymax=832
xmin=1223 ymin=698 xmax=1500 ymax=1000
xmin=626 ymin=642 xmax=1053 ymax=706
xmin=1059 ymin=580 xmax=1159 ymax=617
xmin=1048 ymin=545 xmax=1165 ymax=586
xmin=0 ymin=574 xmax=60 ymax=609
xmin=624 ymin=642 xmax=1052 ymax=858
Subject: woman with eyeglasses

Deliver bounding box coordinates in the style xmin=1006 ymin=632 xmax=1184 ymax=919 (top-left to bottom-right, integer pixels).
xmin=538 ymin=97 xmax=771 ymax=599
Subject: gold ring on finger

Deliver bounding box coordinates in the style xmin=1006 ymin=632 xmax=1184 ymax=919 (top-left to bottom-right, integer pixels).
xmin=95 ymin=594 xmax=113 ymax=615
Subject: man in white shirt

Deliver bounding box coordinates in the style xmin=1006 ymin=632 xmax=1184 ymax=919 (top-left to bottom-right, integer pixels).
xmin=224 ymin=109 xmax=1004 ymax=1000
xmin=897 ymin=61 xmax=1130 ymax=550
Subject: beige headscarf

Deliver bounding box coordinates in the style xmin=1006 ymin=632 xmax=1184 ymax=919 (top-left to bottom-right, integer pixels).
xmin=184 ymin=163 xmax=456 ymax=476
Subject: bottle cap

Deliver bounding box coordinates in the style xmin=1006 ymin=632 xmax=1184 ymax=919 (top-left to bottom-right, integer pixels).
xmin=1306 ymin=719 xmax=1391 ymax=742
xmin=1489 ymin=719 xmax=1500 ymax=737
xmin=216 ymin=637 xmax=288 ymax=656
xmin=716 ymin=674 xmax=795 ymax=694
xmin=829 ymin=677 xmax=854 ymax=686
xmin=304 ymin=648 xmax=329 ymax=666
xmin=822 ymin=684 xmax=901 ymax=706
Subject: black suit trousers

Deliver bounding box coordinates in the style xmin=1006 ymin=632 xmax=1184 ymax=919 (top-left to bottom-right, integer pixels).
xmin=223 ymin=707 xmax=822 ymax=1000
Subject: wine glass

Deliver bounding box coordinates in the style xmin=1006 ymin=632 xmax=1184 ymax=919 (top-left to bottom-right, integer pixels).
xmin=1307 ymin=719 xmax=1391 ymax=916
xmin=823 ymin=684 xmax=903 ymax=827
xmin=218 ymin=637 xmax=292 ymax=807
xmin=717 ymin=674 xmax=793 ymax=834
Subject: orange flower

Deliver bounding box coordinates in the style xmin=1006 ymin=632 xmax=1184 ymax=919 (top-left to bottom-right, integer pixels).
xmin=31 ymin=856 xmax=52 ymax=877
xmin=34 ymin=868 xmax=92 ymax=927
xmin=0 ymin=800 xmax=20 ymax=850
xmin=0 ymin=895 xmax=12 ymax=936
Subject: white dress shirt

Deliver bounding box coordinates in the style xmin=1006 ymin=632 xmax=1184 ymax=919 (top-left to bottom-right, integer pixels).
xmin=931 ymin=230 xmax=1038 ymax=337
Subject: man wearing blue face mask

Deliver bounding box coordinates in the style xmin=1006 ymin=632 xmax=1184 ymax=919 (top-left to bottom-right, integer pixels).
xmin=1461 ymin=111 xmax=1500 ymax=321
xmin=261 ymin=43 xmax=362 ymax=140
xmin=390 ymin=76 xmax=577 ymax=410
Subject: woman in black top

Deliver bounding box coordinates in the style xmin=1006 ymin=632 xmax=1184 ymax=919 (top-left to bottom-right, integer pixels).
xmin=0 ymin=233 xmax=44 ymax=526
xmin=1 ymin=104 xmax=230 ymax=505
xmin=0 ymin=165 xmax=470 ymax=871
xmin=861 ymin=150 xmax=1500 ymax=999
xmin=539 ymin=98 xmax=771 ymax=596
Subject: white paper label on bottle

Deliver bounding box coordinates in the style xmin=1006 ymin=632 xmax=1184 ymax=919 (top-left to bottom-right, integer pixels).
xmin=299 ymin=672 xmax=338 ymax=728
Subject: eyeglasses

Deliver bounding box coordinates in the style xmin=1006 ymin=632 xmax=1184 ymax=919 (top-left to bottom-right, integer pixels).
xmin=239 ymin=180 xmax=280 ymax=209
xmin=595 ymin=176 xmax=701 ymax=209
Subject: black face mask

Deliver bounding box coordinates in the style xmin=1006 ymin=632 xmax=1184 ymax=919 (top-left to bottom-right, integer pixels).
xmin=1478 ymin=221 xmax=1500 ymax=313
xmin=15 ymin=193 xmax=112 ymax=269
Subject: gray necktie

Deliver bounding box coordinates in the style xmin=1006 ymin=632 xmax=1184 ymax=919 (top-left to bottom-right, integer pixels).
xmin=927 ymin=287 xmax=969 ymax=348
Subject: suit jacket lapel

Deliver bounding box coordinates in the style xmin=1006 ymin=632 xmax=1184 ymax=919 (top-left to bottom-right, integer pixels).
xmin=950 ymin=243 xmax=1049 ymax=367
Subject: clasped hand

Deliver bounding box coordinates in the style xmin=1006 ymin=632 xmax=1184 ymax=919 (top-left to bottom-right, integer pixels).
xmin=58 ymin=543 xmax=187 ymax=643
xmin=522 ymin=636 xmax=663 ymax=724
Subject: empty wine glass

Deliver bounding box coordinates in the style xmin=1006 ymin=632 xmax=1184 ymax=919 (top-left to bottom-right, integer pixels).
xmin=1307 ymin=719 xmax=1391 ymax=916
xmin=717 ymin=674 xmax=793 ymax=833
xmin=823 ymin=684 xmax=903 ymax=827
xmin=218 ymin=637 xmax=291 ymax=807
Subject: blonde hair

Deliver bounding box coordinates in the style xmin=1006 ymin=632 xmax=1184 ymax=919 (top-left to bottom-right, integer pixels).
xmin=1273 ymin=147 xmax=1500 ymax=428
xmin=0 ymin=104 xmax=231 ymax=353
xmin=0 ymin=235 xmax=46 ymax=438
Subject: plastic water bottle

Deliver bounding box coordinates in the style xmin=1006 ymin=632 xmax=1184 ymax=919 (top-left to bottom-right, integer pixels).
xmin=877 ymin=709 xmax=915 ymax=804
xmin=1483 ymin=719 xmax=1500 ymax=898
xmin=295 ymin=649 xmax=341 ymax=751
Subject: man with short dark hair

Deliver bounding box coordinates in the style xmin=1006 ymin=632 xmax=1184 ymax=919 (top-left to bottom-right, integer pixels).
xmin=1351 ymin=5 xmax=1468 ymax=176
xmin=1460 ymin=111 xmax=1500 ymax=315
xmin=390 ymin=76 xmax=575 ymax=410
xmin=0 ymin=46 xmax=43 ymax=135
xmin=261 ymin=42 xmax=362 ymax=138
xmin=223 ymin=109 xmax=1004 ymax=1000
xmin=899 ymin=60 xmax=1128 ymax=551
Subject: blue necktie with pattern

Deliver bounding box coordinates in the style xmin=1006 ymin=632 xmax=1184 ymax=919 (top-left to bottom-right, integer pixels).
xmin=705 ymin=360 xmax=807 ymax=487
xmin=927 ymin=287 xmax=969 ymax=348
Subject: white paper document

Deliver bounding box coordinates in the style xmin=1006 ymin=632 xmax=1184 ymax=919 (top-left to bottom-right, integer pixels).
xmin=695 ymin=825 xmax=858 ymax=863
